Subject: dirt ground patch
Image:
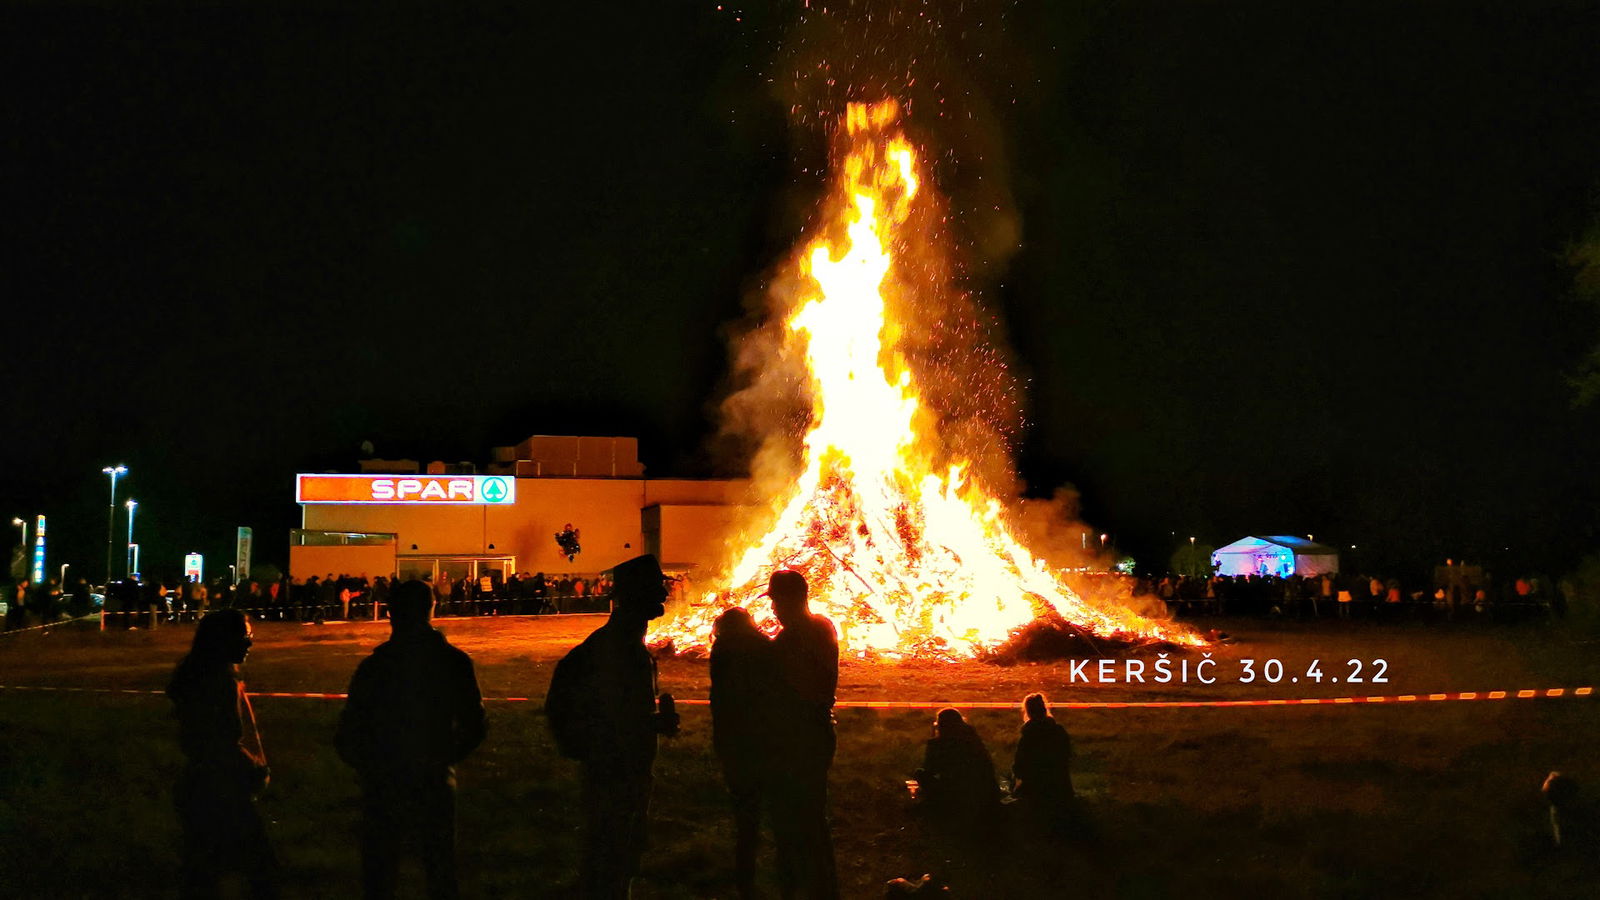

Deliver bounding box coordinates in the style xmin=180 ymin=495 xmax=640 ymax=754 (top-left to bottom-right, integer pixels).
xmin=2 ymin=615 xmax=1596 ymax=897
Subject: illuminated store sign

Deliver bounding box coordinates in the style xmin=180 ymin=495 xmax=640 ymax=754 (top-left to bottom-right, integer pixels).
xmin=296 ymin=474 xmax=516 ymax=505
xmin=31 ymin=515 xmax=45 ymax=584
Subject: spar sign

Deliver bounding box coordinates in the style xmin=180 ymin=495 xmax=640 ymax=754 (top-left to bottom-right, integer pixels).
xmin=296 ymin=474 xmax=516 ymax=505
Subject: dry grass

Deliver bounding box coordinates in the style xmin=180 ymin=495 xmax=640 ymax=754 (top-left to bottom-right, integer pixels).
xmin=2 ymin=615 xmax=1597 ymax=898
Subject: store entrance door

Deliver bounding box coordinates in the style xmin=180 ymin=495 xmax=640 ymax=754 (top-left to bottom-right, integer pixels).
xmin=395 ymin=556 xmax=516 ymax=616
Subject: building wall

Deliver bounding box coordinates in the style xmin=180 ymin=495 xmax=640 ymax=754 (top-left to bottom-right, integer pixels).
xmin=302 ymin=477 xmax=749 ymax=577
xmin=649 ymin=504 xmax=756 ymax=570
xmin=289 ymin=544 xmax=398 ymax=581
xmin=643 ymin=479 xmax=750 ymax=506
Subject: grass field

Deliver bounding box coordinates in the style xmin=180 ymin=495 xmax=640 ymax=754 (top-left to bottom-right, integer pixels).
xmin=2 ymin=613 xmax=1597 ymax=898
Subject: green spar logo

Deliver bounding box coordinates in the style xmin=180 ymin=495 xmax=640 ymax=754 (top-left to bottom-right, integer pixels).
xmin=480 ymin=477 xmax=509 ymax=503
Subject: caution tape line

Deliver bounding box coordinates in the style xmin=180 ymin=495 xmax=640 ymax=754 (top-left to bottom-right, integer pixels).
xmin=822 ymin=687 xmax=1597 ymax=709
xmin=0 ymin=614 xmax=101 ymax=636
xmin=0 ymin=684 xmax=1592 ymax=708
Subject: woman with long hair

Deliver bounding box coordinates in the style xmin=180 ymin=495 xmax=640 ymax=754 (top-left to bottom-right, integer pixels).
xmin=167 ymin=608 xmax=277 ymax=899
xmin=1011 ymin=692 xmax=1075 ymax=834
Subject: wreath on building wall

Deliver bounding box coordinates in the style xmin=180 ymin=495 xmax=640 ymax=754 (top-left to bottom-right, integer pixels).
xmin=555 ymin=524 xmax=582 ymax=562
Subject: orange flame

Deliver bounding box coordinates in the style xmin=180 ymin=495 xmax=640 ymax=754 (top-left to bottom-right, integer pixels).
xmin=655 ymin=101 xmax=1198 ymax=658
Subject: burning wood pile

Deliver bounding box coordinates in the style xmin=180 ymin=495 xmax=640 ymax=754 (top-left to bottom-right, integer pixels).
xmin=653 ymin=101 xmax=1201 ymax=660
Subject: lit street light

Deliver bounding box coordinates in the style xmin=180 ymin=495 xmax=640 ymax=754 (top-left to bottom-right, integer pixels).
xmin=60 ymin=563 xmax=69 ymax=585
xmin=102 ymin=465 xmax=127 ymax=586
xmin=11 ymin=518 xmax=25 ymax=571
xmin=125 ymin=499 xmax=138 ymax=578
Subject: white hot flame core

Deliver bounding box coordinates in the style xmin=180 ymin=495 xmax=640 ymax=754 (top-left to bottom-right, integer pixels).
xmin=655 ymin=101 xmax=1197 ymax=658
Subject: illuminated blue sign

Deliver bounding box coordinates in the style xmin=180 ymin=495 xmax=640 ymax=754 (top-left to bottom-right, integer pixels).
xmin=31 ymin=515 xmax=45 ymax=584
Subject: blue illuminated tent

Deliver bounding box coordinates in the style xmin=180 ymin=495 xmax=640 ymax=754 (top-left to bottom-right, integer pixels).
xmin=1210 ymin=536 xmax=1339 ymax=577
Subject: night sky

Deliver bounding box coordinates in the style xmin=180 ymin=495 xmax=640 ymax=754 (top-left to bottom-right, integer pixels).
xmin=4 ymin=1 xmax=1598 ymax=584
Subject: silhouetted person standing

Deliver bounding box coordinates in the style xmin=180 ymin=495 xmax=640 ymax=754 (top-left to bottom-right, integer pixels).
xmin=317 ymin=573 xmax=336 ymax=624
xmin=711 ymin=607 xmax=777 ymax=899
xmin=336 ymin=580 xmax=487 ymax=900
xmin=545 ymin=554 xmax=679 ymax=899
xmin=766 ymin=569 xmax=839 ymax=900
xmin=167 ymin=608 xmax=277 ymax=900
xmin=300 ymin=574 xmax=319 ymax=623
xmin=532 ymin=571 xmax=550 ymax=614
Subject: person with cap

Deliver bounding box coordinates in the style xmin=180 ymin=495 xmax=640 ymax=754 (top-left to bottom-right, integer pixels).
xmin=336 ymin=579 xmax=487 ymax=900
xmin=546 ymin=553 xmax=680 ymax=899
xmin=765 ymin=569 xmax=840 ymax=900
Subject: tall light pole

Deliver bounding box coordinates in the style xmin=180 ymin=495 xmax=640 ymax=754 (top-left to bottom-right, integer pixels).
xmin=102 ymin=465 xmax=126 ymax=586
xmin=125 ymin=499 xmax=138 ymax=578
xmin=10 ymin=517 xmax=24 ymax=557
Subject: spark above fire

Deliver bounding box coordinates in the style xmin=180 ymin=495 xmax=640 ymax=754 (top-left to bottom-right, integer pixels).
xmin=655 ymin=100 xmax=1199 ymax=659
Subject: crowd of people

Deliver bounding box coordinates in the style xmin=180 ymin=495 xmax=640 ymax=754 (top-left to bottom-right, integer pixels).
xmin=5 ymin=575 xmax=78 ymax=628
xmin=1139 ymin=571 xmax=1565 ymax=622
xmin=229 ymin=570 xmax=617 ymax=621
xmin=1 ymin=569 xmax=619 ymax=632
xmin=4 ymin=563 xmax=1570 ymax=635
xmin=166 ymin=557 xmax=1083 ymax=899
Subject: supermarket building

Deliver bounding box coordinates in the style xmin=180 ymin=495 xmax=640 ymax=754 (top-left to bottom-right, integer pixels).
xmin=292 ymin=435 xmax=750 ymax=588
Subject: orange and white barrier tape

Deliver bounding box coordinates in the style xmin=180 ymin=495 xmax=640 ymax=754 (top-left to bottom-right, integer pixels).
xmin=0 ymin=684 xmax=1592 ymax=708
xmin=0 ymin=614 xmax=100 ymax=636
xmin=817 ymin=687 xmax=1595 ymax=709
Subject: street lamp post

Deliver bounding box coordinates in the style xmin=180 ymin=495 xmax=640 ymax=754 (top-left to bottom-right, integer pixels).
xmin=102 ymin=466 xmax=127 ymax=586
xmin=10 ymin=517 xmax=25 ymax=580
xmin=125 ymin=499 xmax=138 ymax=578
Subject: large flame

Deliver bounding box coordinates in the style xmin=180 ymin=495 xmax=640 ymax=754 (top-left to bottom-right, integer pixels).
xmin=656 ymin=101 xmax=1197 ymax=658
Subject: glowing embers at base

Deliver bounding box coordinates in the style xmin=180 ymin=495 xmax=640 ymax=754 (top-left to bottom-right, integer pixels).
xmin=654 ymin=100 xmax=1197 ymax=659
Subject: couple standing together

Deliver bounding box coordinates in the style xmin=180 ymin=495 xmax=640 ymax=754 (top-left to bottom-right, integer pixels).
xmin=712 ymin=569 xmax=840 ymax=900
xmin=551 ymin=558 xmax=839 ymax=900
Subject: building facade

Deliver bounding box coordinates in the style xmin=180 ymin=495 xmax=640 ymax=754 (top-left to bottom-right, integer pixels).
xmin=291 ymin=435 xmax=750 ymax=588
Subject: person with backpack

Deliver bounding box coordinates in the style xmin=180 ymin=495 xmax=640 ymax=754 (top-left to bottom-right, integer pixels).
xmin=545 ymin=554 xmax=679 ymax=899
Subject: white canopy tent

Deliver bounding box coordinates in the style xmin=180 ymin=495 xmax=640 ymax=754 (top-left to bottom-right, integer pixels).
xmin=1210 ymin=536 xmax=1339 ymax=577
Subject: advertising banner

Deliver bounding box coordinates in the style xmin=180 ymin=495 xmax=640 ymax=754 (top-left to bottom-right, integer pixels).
xmin=31 ymin=515 xmax=45 ymax=584
xmin=235 ymin=527 xmax=252 ymax=584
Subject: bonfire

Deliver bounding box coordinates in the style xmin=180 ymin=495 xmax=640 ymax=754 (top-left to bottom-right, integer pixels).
xmin=654 ymin=100 xmax=1201 ymax=660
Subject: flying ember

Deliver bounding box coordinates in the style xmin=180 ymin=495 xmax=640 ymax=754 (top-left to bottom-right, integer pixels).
xmin=655 ymin=100 xmax=1199 ymax=658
